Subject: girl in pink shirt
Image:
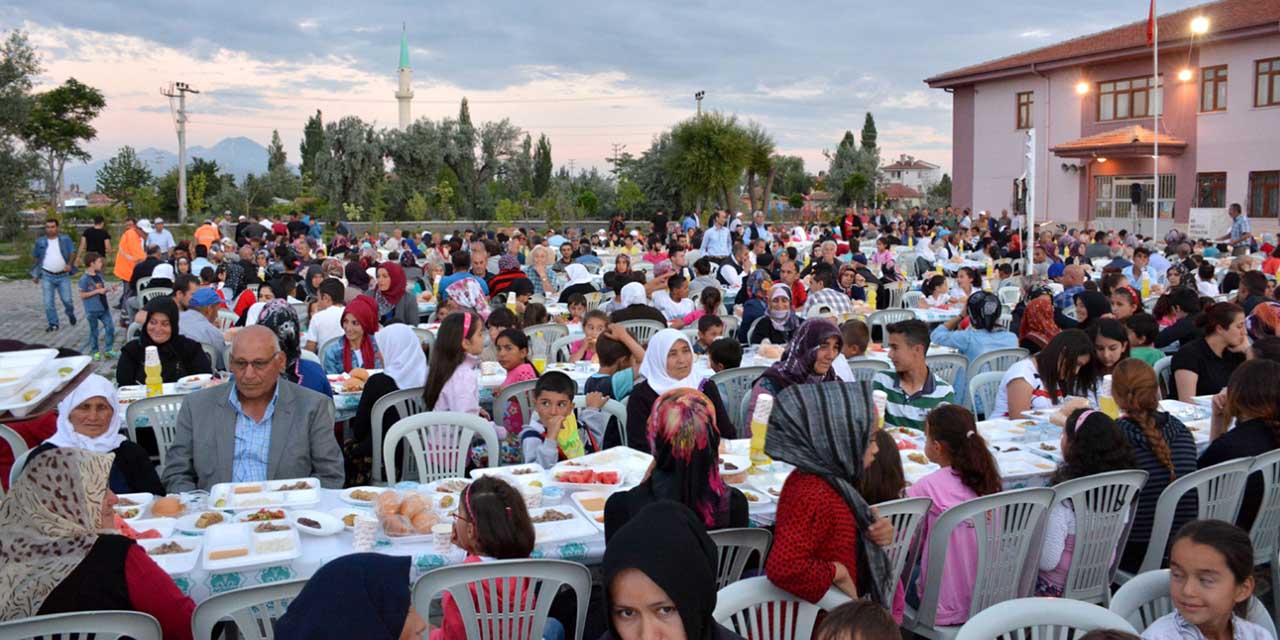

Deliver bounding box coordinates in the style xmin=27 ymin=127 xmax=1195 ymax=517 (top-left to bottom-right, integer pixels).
xmin=905 ymin=404 xmax=1002 ymax=627
xmin=423 ymin=310 xmax=489 ymax=419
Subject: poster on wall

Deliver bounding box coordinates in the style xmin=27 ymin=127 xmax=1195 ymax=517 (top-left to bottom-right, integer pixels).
xmin=1189 ymin=207 xmax=1229 ymax=240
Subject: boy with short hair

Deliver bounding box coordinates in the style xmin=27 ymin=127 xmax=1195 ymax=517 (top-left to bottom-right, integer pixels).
xmin=78 ymin=252 xmax=116 ymax=360
xmin=521 ymin=371 xmax=608 ymax=468
xmin=694 ymin=315 xmax=724 ymax=354
xmin=565 ymin=293 xmax=587 ymax=325
xmin=1124 ymin=312 xmax=1165 ymax=366
xmin=707 ymin=337 xmax=742 ymax=372
xmin=584 ymin=322 xmax=645 ymax=401
xmin=841 ymin=319 xmax=870 ymax=358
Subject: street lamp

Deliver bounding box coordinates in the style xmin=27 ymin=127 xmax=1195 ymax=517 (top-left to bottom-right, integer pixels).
xmin=1190 ymin=16 xmax=1209 ymax=35
xmin=1177 ymin=68 xmax=1194 ymax=82
xmin=1075 ymin=81 xmax=1090 ymax=95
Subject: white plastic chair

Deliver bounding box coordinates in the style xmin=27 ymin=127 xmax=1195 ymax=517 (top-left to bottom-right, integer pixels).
xmin=708 ymin=527 xmax=773 ymax=589
xmin=902 ymin=487 xmax=1056 ymax=640
xmin=550 ymin=334 xmax=579 ymax=363
xmin=997 ymin=286 xmax=1021 ymax=307
xmin=925 ymin=353 xmax=968 ymax=389
xmin=1111 ymin=569 xmax=1278 ymax=637
xmin=200 ymin=342 xmax=221 ymax=372
xmin=125 ymin=395 xmax=185 ymax=467
xmin=370 ymin=386 xmax=426 ymax=485
xmin=0 ymin=611 xmax=162 ymax=640
xmin=968 ymin=371 xmax=1005 ymax=419
xmin=868 ymin=309 xmax=914 ymax=348
xmin=616 ymin=319 xmax=665 ymax=346
xmin=383 ymin=411 xmax=500 ymax=483
xmin=1050 ymin=469 xmax=1149 ymax=604
xmin=874 ymin=497 xmax=933 ymax=592
xmin=902 ymin=290 xmax=924 ymax=309
xmin=745 ymin=316 xmax=768 ymax=345
xmin=9 ymin=448 xmax=30 ymax=489
xmin=955 ymin=597 xmax=1138 ymax=639
xmin=966 ymin=348 xmax=1028 ymax=390
xmin=883 ymin=281 xmax=908 ymax=310
xmin=317 ymin=335 xmax=341 ymax=359
xmin=573 ymin=396 xmax=627 ymax=447
xmin=412 ymin=559 xmax=591 ymax=640
xmin=583 ymin=291 xmax=604 ymax=311
xmin=216 ymin=309 xmax=239 ymax=331
xmin=1153 ymin=355 xmax=1173 ymax=400
xmin=523 ymin=323 xmax=569 ymax=346
xmin=713 ymin=577 xmax=851 ymax=640
xmin=1133 ymin=457 xmax=1252 ymax=576
xmin=1248 ymin=449 xmax=1280 ymax=619
xmin=711 ymin=366 xmax=768 ymax=432
xmin=138 ymin=286 xmax=172 ymax=306
xmin=191 ymin=578 xmax=307 ymax=640
xmin=299 ymin=349 xmax=321 ymax=366
xmin=126 ymin=322 xmax=142 ymax=343
xmin=718 ymin=314 xmax=740 ymax=335
xmin=415 ymin=327 xmax=436 ymax=353
xmin=0 ymin=423 xmax=29 ymax=500
xmin=847 ymin=357 xmax=890 ymax=376
xmin=493 ymin=379 xmax=538 ymax=432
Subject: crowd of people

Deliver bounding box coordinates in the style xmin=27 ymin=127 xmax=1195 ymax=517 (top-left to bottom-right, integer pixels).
xmin=7 ymin=202 xmax=1280 ymax=640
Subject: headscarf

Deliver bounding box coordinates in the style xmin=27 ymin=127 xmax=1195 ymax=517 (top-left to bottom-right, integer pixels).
xmin=302 ymin=265 xmax=324 ymax=297
xmin=275 ymin=553 xmax=411 ymax=640
xmin=398 ymin=251 xmax=418 ymax=269
xmin=564 ymin=263 xmax=593 ymax=287
xmin=257 ymin=299 xmax=304 ymax=384
xmin=342 ymin=295 xmax=380 ymax=372
xmin=222 ymin=261 xmax=246 ymax=296
xmin=322 ymin=257 xmax=345 ymax=280
xmin=966 ymin=290 xmax=1003 ymax=332
xmin=44 ymin=374 xmax=125 ymax=454
xmin=1073 ymin=290 xmax=1110 ymax=330
xmin=497 ymin=254 xmax=520 ymax=273
xmin=765 ymin=382 xmax=894 ymax=607
xmin=767 ymin=283 xmax=800 ymax=332
xmin=374 ymin=324 xmax=427 ymax=390
xmin=644 ymin=389 xmax=729 ymax=529
xmin=373 ymin=261 xmax=407 ymax=318
xmin=1247 ymin=301 xmax=1280 ymax=340
xmin=0 ymin=448 xmax=115 ymax=621
xmin=760 ymin=318 xmax=841 ymax=391
xmin=619 ymin=282 xmax=647 ymax=307
xmin=638 ymin=329 xmax=701 ymax=395
xmin=445 ymin=278 xmax=491 ymax=320
xmin=345 ymin=261 xmax=371 ymax=291
xmin=150 ymin=263 xmax=175 ymax=282
xmin=746 ymin=270 xmax=770 ymax=300
xmin=603 ymin=502 xmax=723 ymax=640
xmin=1166 ymin=264 xmax=1189 ymax=287
xmin=1019 ymin=295 xmax=1060 ymax=349
xmin=141 ymin=297 xmax=180 ymax=348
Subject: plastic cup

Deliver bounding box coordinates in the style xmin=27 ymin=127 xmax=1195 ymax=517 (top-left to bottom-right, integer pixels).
xmin=353 ymin=514 xmax=378 ymax=552
xmin=431 ymin=523 xmax=453 ymax=551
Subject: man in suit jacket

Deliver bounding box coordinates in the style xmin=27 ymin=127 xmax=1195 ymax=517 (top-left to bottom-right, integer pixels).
xmin=161 ymin=325 xmax=344 ymax=492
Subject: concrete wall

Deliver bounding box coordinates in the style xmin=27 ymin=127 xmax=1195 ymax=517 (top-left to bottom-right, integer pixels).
xmin=951 ymin=87 xmax=976 ymax=210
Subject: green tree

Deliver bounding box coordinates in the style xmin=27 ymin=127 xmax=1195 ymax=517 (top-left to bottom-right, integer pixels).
xmin=841 ymin=172 xmax=871 ymax=207
xmin=23 ymin=77 xmax=105 ymax=212
xmin=666 ymin=111 xmax=751 ymax=215
xmin=405 ymin=190 xmax=429 ymax=221
xmin=532 ymin=133 xmax=552 ymax=198
xmin=860 ymin=112 xmax=878 ymax=151
xmin=298 ymin=110 xmax=324 ymax=184
xmin=927 ymin=173 xmax=952 ymax=209
xmin=494 ymin=197 xmax=520 ymax=226
xmin=383 ymin=119 xmax=444 ymax=202
xmin=616 ymin=178 xmax=645 ymax=217
xmin=576 ymin=189 xmax=600 ymax=217
xmin=126 ymin=185 xmax=161 ymax=220
xmin=267 ymin=129 xmax=286 ymax=171
xmin=313 ymin=116 xmax=384 ymax=212
xmin=0 ymin=30 xmax=40 ymax=238
xmin=187 ymin=172 xmax=207 ymax=215
xmin=743 ymin=121 xmax=776 ymax=214
xmin=621 ymin=131 xmax=681 ymax=215
xmin=95 ymin=146 xmax=153 ymax=201
xmin=431 ymin=166 xmax=459 ymax=221
xmin=438 ymin=104 xmax=520 ymax=219
xmin=774 ymin=155 xmax=811 ymax=198
xmin=188 ymin=157 xmax=226 ymax=199
xmin=788 ymin=193 xmax=804 ymax=210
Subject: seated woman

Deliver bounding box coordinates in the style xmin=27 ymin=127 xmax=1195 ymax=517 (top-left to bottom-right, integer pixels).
xmin=0 ymin=448 xmax=195 ymax=639
xmin=746 ymin=319 xmax=841 ymax=431
xmin=835 ymin=263 xmax=867 ymax=301
xmin=323 ymin=294 xmax=383 ymax=374
xmin=557 ymin=263 xmax=597 ymax=304
xmin=1088 ymin=318 xmax=1130 ymax=376
xmin=257 ymin=300 xmax=333 ymax=397
xmin=609 ymin=281 xmax=667 ymax=326
xmin=993 ymin=328 xmax=1100 ymax=419
xmin=117 ymin=297 xmax=212 ymax=386
xmin=487 ymin=254 xmax=532 ymax=300
xmin=621 ymin=329 xmax=734 ymax=450
xmin=1017 ymin=293 xmax=1060 ymax=355
xmin=1171 ymin=302 xmax=1247 ymax=402
xmin=605 ymin=388 xmax=748 ymax=540
xmin=737 ymin=271 xmax=769 ymax=343
xmin=1200 ymin=359 xmax=1280 ymax=531
xmin=28 ymin=374 xmax=163 ymax=495
xmin=275 ymin=554 xmax=426 ymax=640
xmin=748 ymin=284 xmax=800 ymax=345
xmin=373 ymin=261 xmax=418 ymax=326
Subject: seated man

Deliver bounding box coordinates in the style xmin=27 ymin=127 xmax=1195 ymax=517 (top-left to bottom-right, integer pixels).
xmin=871 ymin=319 xmax=955 ymax=431
xmin=180 ymin=287 xmax=226 ymax=370
xmin=161 ymin=325 xmax=344 ymax=491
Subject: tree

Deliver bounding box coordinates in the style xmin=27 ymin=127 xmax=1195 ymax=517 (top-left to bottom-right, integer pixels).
xmin=186 ymin=172 xmax=207 ymax=216
xmin=298 ymin=110 xmax=324 ymax=184
xmin=927 ymin=173 xmax=952 ymax=209
xmin=774 ymin=155 xmax=811 ymax=198
xmin=666 ymin=111 xmax=751 ymax=216
xmin=0 ymin=30 xmax=40 ymax=238
xmin=383 ymin=119 xmax=444 ymax=200
xmin=576 ymin=189 xmax=600 ymax=217
xmin=95 ymin=146 xmax=152 ymax=201
xmin=438 ymin=105 xmax=521 ymax=218
xmin=405 ymin=190 xmax=429 ymax=221
xmin=860 ymin=112 xmax=878 ymax=151
xmin=788 ymin=193 xmax=804 ymax=210
xmin=622 ymin=131 xmax=682 ymax=215
xmin=825 ymin=122 xmax=880 ymax=208
xmin=842 ymin=172 xmax=871 ymax=207
xmin=313 ymin=116 xmax=384 ymax=212
xmin=267 ymin=129 xmax=287 ymax=171
xmin=23 ymin=77 xmax=105 ymax=212
xmin=532 ymin=134 xmax=552 ymax=198
xmin=494 ymin=197 xmax=520 ymax=225
xmin=616 ymin=178 xmax=645 ymax=217
xmin=743 ymin=121 xmax=777 ymax=215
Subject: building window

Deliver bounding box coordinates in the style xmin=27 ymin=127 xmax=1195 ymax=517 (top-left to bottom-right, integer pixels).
xmin=1098 ymin=75 xmax=1163 ymax=122
xmin=1094 ymin=175 xmax=1175 ymax=219
xmin=1196 ymin=172 xmax=1227 ymax=207
xmin=1201 ymin=65 xmax=1228 ymax=112
xmin=1256 ymin=58 xmax=1280 ymax=108
xmin=1251 ymin=171 xmax=1280 ymax=217
xmin=1016 ymin=91 xmax=1033 ymax=129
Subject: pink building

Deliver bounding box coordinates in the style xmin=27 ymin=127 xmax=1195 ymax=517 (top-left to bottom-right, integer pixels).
xmin=926 ymin=0 xmax=1280 ymax=235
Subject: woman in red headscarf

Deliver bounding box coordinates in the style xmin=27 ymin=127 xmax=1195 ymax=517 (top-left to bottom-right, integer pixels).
xmin=323 ymin=294 xmax=383 ymax=374
xmin=1019 ymin=294 xmax=1061 ymax=355
xmin=374 ymin=261 xmax=419 ymax=326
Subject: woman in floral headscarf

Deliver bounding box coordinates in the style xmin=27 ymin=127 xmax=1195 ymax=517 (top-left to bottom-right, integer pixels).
xmin=1246 ymin=301 xmax=1280 ymax=341
xmin=443 ymin=277 xmax=491 ymax=320
xmin=747 ymin=283 xmax=801 ymax=345
xmin=258 ymin=299 xmax=334 ymax=397
xmin=1019 ymin=293 xmax=1061 ymax=355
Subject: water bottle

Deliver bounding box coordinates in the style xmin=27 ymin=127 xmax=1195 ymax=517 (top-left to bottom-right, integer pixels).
xmin=144 ymin=346 xmax=163 ymax=397
xmin=531 ymin=331 xmax=547 ymax=374
xmin=1141 ymin=273 xmax=1151 ymax=299
xmin=748 ymin=394 xmax=774 ymax=469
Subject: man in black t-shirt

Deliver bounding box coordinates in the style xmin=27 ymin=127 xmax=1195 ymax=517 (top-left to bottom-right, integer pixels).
xmin=79 ymin=215 xmax=111 ymax=266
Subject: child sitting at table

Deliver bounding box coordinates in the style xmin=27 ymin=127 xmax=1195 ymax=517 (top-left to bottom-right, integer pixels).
xmin=495 ymin=328 xmax=538 ymax=464
xmin=814 ymin=601 xmax=900 ymax=640
xmin=481 ymin=306 xmax=521 ymax=362
xmin=569 ymin=310 xmax=607 ymax=363
xmin=1123 ymin=312 xmax=1165 ymax=367
xmin=521 ymin=372 xmax=608 ymax=468
xmin=423 ymin=310 xmax=488 ymax=420
xmin=583 ymin=323 xmax=644 ymax=402
xmin=564 ymin=293 xmax=587 ymax=325
xmin=707 ymin=337 xmax=742 ymax=372
xmin=841 ymin=319 xmax=870 ymax=358
xmin=693 ymin=315 xmax=724 ymax=354
xmin=523 ymin=302 xmax=549 ymax=327
xmin=674 ymin=287 xmax=722 ymax=330
xmin=919 ymin=274 xmax=950 ymax=309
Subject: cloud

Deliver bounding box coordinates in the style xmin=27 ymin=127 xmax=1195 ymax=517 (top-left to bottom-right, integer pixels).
xmin=1019 ymin=29 xmax=1052 ymax=38
xmin=880 ymin=90 xmax=951 ymax=111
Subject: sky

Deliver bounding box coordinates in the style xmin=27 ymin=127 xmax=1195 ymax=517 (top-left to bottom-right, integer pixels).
xmin=5 ymin=0 xmax=1207 ymax=177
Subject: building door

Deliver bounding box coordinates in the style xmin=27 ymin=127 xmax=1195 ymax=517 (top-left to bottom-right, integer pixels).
xmin=1092 ymin=175 xmax=1175 ymax=235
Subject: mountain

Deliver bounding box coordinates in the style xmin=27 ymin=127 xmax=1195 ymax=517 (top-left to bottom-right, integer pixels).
xmin=63 ymin=136 xmax=281 ymax=193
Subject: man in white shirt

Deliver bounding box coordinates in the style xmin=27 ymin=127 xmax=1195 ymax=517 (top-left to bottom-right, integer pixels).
xmin=718 ymin=243 xmax=749 ymax=289
xmin=304 ymin=279 xmax=346 ymax=354
xmin=700 ymin=210 xmax=732 ymax=261
xmin=31 ymin=217 xmax=78 ymax=331
xmin=147 ymin=218 xmax=176 ymax=255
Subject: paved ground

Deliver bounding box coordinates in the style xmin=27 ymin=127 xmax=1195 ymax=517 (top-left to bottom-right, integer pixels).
xmin=0 ymin=278 xmax=120 ymax=378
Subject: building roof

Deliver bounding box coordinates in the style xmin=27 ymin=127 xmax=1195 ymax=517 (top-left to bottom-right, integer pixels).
xmin=883 ymin=157 xmax=940 ymax=172
xmin=1049 ymin=125 xmax=1187 ymax=158
xmin=883 ymin=183 xmax=924 ymax=199
xmin=926 ymin=0 xmax=1280 ymax=88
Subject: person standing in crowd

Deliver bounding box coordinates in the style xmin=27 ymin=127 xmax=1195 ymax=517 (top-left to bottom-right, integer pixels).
xmin=146 ymin=218 xmax=175 ymax=256
xmin=1217 ymin=203 xmax=1253 ymax=256
xmin=31 ymin=217 xmax=78 ymax=332
xmin=873 ymin=320 xmax=955 ymax=431
xmin=77 ymin=215 xmax=111 ymax=267
xmin=78 ymin=252 xmax=116 ymax=360
xmin=700 ymin=210 xmax=732 ymax=262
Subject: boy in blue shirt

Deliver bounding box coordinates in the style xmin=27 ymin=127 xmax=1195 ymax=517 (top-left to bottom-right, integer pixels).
xmin=78 ymin=252 xmax=117 ymax=359
xmin=583 ymin=322 xmax=644 ymax=402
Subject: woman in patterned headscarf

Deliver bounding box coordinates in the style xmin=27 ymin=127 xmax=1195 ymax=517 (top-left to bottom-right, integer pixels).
xmin=1019 ymin=294 xmax=1061 ymax=355
xmin=1247 ymin=301 xmax=1280 ymax=341
xmin=745 ymin=318 xmax=842 ymax=431
xmin=747 ymin=283 xmax=801 ymax=345
xmin=444 ymin=277 xmax=491 ymax=320
xmin=0 ymin=448 xmax=196 ymax=637
xmin=603 ymin=388 xmax=748 ymax=540
xmin=258 ymin=299 xmax=333 ymax=397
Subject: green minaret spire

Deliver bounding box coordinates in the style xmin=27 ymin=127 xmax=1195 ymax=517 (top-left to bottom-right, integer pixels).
xmin=399 ymin=24 xmax=410 ymax=69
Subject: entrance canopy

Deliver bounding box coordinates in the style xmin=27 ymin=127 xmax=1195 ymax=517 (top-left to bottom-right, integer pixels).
xmin=1050 ymin=125 xmax=1186 ymax=159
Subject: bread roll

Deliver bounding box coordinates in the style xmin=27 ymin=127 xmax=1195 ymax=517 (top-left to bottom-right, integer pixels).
xmin=374 ymin=490 xmax=402 ymax=517
xmin=380 ymin=514 xmax=412 ymax=536
xmin=411 ymin=511 xmax=439 ymax=534
xmin=151 ymin=496 xmax=184 ymax=517
xmin=399 ymin=494 xmax=426 ymax=518
xmin=349 ymin=368 xmax=370 ymax=381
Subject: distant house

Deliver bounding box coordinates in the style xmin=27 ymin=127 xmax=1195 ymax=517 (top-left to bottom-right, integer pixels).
xmin=882 ymin=155 xmax=942 ymax=193
xmin=87 ymin=193 xmax=115 ymax=208
xmin=882 ymin=183 xmax=925 ymax=209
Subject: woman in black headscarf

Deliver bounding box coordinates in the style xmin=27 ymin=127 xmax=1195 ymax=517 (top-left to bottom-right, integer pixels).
xmin=302 ymin=264 xmax=325 ymax=299
xmin=345 ymin=261 xmax=372 ymax=295
xmin=1063 ymin=290 xmax=1110 ymax=331
xmin=116 ymin=297 xmax=212 ymax=385
xmin=602 ymin=501 xmax=745 ymax=640
xmin=276 ymin=554 xmax=426 ymax=640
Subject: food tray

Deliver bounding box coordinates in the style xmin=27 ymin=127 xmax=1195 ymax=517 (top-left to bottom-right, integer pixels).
xmin=115 ymin=492 xmax=154 ymax=510
xmin=0 ymin=376 xmax=59 ymax=418
xmin=291 ymin=510 xmax=343 ymax=536
xmin=423 ymin=478 xmax=473 ymax=495
xmin=138 ymin=538 xmax=203 ymax=575
xmin=329 ymin=507 xmax=371 ymax=531
xmin=569 ymin=491 xmax=612 ymax=531
xmin=125 ymin=517 xmax=176 ymax=539
xmin=0 ymin=348 xmax=58 ymax=399
xmin=547 ymin=465 xmax=626 ymax=493
xmin=209 ymin=478 xmax=320 ymax=510
xmin=176 ymin=510 xmax=232 ymax=534
xmin=49 ymin=355 xmax=93 ymax=390
xmin=739 ymin=487 xmax=772 ymax=512
xmin=340 ymin=486 xmax=387 ymax=506
xmin=1025 ymin=440 xmax=1065 ymax=464
xmin=560 ymin=446 xmax=653 ymax=477
xmin=995 ymin=450 xmax=1058 ymax=479
xmin=201 ymin=522 xmax=302 ymax=571
xmin=529 ymin=506 xmax=597 ymax=544
xmin=1160 ymin=400 xmax=1211 ymax=422
xmin=748 ymin=477 xmax=786 ymax=501
xmin=470 ymin=463 xmax=547 ymax=481
xmin=235 ymin=508 xmax=292 ymax=524
xmin=902 ymin=460 xmax=941 ymax=485
xmin=977 ymin=419 xmax=1037 ymax=442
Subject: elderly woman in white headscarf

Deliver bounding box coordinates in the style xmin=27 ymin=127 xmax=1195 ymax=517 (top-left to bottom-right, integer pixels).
xmin=621 ymin=329 xmax=735 ymax=452
xmin=26 ymin=374 xmax=163 ymax=495
xmin=344 ymin=324 xmax=428 ymax=486
xmin=608 ymin=281 xmax=668 ymax=326
xmin=557 ymin=263 xmax=598 ymax=304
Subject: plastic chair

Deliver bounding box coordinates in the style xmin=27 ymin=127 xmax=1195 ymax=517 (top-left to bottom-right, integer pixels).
xmin=902 ymin=290 xmax=924 ymax=309
xmin=317 ymin=335 xmax=341 ymax=359
xmin=616 ymin=319 xmax=665 ymax=346
xmin=1248 ymin=449 xmax=1280 ymax=620
xmin=874 ymin=497 xmax=933 ymax=591
xmin=8 ymin=448 xmax=31 ymax=490
xmin=138 ymin=286 xmax=171 ymax=306
xmin=708 ymin=528 xmax=773 ymax=589
xmin=719 ymin=314 xmax=740 ymax=335
xmin=299 ymin=349 xmax=321 ymax=365
xmin=883 ymin=282 xmax=908 ymax=310
xmin=1111 ymin=569 xmax=1278 ymax=637
xmin=573 ymin=396 xmax=627 ymax=447
xmin=713 ymin=577 xmax=851 ymax=640
xmin=925 ymin=353 xmax=968 ymax=389
xmin=966 ymin=347 xmax=1028 ymax=389
xmin=868 ymin=309 xmax=914 ymax=348
xmin=711 ymin=366 xmax=769 ymax=432
xmin=191 ymin=578 xmax=307 ymax=640
xmin=411 ymin=327 xmax=436 ymax=353
xmin=370 ymin=386 xmax=426 ymax=485
xmin=0 ymin=423 xmax=29 ymax=499
xmin=125 ymin=395 xmax=185 ymax=467
xmin=847 ymin=357 xmax=890 ymax=374
xmin=583 ymin=291 xmax=604 ymax=311
xmin=955 ymin=597 xmax=1138 ymax=639
xmin=968 ymin=371 xmax=1005 ymax=419
xmin=126 ymin=322 xmax=142 ymax=343
xmin=134 ymin=276 xmax=154 ymax=292
xmin=745 ymin=316 xmax=768 ymax=345
xmin=216 ymin=309 xmax=239 ymax=331
xmin=550 ymin=334 xmax=579 ymax=363
xmin=200 ymin=342 xmax=221 ymax=372
xmin=902 ymin=487 xmax=1056 ymax=639
xmin=412 ymin=559 xmax=591 ymax=640
xmin=383 ymin=411 xmax=500 ymax=483
xmin=0 ymin=611 xmax=162 ymax=640
xmin=1153 ymin=355 xmax=1173 ymax=400
xmin=1050 ymin=469 xmax=1149 ymax=604
xmin=1133 ymin=457 xmax=1252 ymax=576
xmin=523 ymin=323 xmax=569 ymax=345
xmin=997 ymin=286 xmax=1022 ymax=307
xmin=494 ymin=379 xmax=538 ymax=433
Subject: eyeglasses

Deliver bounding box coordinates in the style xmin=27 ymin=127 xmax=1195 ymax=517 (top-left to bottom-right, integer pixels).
xmin=229 ymin=358 xmax=277 ymax=372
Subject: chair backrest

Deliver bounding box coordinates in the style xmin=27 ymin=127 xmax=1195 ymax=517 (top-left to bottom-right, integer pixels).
xmin=523 ymin=323 xmax=569 ymax=348
xmin=216 ymin=309 xmax=239 ymax=331
xmin=370 ymin=386 xmax=427 ymax=485
xmin=955 ymin=597 xmax=1138 ymax=640
xmin=745 ymin=316 xmax=768 ymax=345
xmin=9 ymin=448 xmax=30 ymax=489
xmin=124 ymin=395 xmax=185 ymax=467
xmin=847 ymin=357 xmax=890 ymax=374
xmin=493 ymin=379 xmax=538 ymax=433
xmin=411 ymin=327 xmax=436 ymax=354
xmin=997 ymin=286 xmax=1022 ymax=307
xmin=969 ymin=371 xmax=1005 ymax=419
xmin=617 ymin=319 xmax=665 ymax=346
xmin=708 ymin=528 xmax=773 ymax=589
xmin=681 ymin=326 xmax=700 ymax=342
xmin=383 ymin=411 xmax=500 ymax=483
xmin=902 ymin=290 xmax=924 ymax=309
xmin=200 ymin=342 xmax=221 ymax=372
xmin=1248 ymin=449 xmax=1280 ymax=568
xmin=1153 ymin=355 xmax=1173 ymax=400
xmin=1111 ymin=569 xmax=1277 ymax=637
xmin=874 ymin=497 xmax=933 ymax=592
xmin=718 ymin=314 xmax=740 ymax=335
xmin=1051 ymin=469 xmax=1150 ymax=604
xmin=713 ymin=577 xmax=850 ymax=640
xmin=583 ymin=291 xmax=604 ymax=311
xmin=126 ymin=322 xmax=142 ymax=343
xmin=710 ymin=366 xmax=769 ymax=432
xmin=1137 ymin=457 xmax=1252 ymax=574
xmin=135 ymin=276 xmax=154 ymax=291
xmin=299 ymin=349 xmax=321 ymax=365
xmin=0 ymin=423 xmax=29 ymax=499
xmin=412 ymin=559 xmax=592 ymax=640
xmin=911 ymin=488 xmax=1055 ymax=630
xmin=550 ymin=334 xmax=579 ymax=363
xmin=0 ymin=611 xmax=162 ymax=640
xmin=317 ymin=334 xmax=342 ymax=360
xmin=867 ymin=309 xmax=914 ymax=348
xmin=925 ymin=353 xmax=968 ymax=388
xmin=573 ymin=396 xmax=627 ymax=447
xmin=139 ymin=286 xmax=171 ymax=306
xmin=967 ymin=347 xmax=1028 ymax=382
xmin=883 ymin=281 xmax=907 ymax=310
xmin=191 ymin=578 xmax=307 ymax=640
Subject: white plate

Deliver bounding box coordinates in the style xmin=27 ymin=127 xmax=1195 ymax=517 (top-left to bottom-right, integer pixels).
xmin=175 ymin=510 xmax=232 ymax=534
xmin=122 ymin=517 xmax=176 ymax=539
xmin=718 ymin=455 xmax=750 ymax=478
xmin=739 ymin=487 xmax=772 ymax=510
xmin=0 ymin=376 xmax=58 ymax=418
xmin=114 ymin=492 xmax=155 ymax=510
xmin=568 ymin=491 xmax=611 ymax=531
xmin=0 ymin=349 xmax=57 ymax=399
xmin=236 ymin=508 xmax=292 ymax=524
xmin=291 ymin=510 xmax=343 ymax=536
xmin=137 ymin=538 xmax=203 ymax=575
xmin=209 ymin=478 xmax=320 ymax=510
xmin=547 ymin=464 xmax=626 ymax=493
xmin=340 ymin=486 xmax=387 ymax=506
xmin=562 ymin=447 xmax=653 ymax=476
xmin=423 ymin=478 xmax=473 ymax=495
xmin=528 ymin=506 xmax=597 ymax=544
xmin=114 ymin=504 xmax=147 ymax=521
xmin=329 ymin=507 xmax=371 ymax=531
xmin=469 ymin=463 xmax=546 ymax=480
xmin=202 ymin=522 xmax=302 ymax=572
xmin=996 ymin=450 xmax=1057 ymax=478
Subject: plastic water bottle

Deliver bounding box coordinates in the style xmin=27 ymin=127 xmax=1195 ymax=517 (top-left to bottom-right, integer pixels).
xmin=531 ymin=331 xmax=547 ymax=374
xmin=867 ymin=286 xmax=877 ymax=310
xmin=144 ymin=346 xmax=163 ymax=397
xmin=1141 ymin=273 xmax=1151 ymax=299
xmin=748 ymin=394 xmax=774 ymax=469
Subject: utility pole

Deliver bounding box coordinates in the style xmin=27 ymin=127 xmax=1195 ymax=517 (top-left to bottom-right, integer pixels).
xmin=694 ymin=90 xmax=705 ymax=116
xmin=161 ymin=81 xmax=199 ymax=223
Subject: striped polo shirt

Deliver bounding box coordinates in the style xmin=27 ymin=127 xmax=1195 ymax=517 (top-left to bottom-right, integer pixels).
xmin=872 ymin=368 xmax=955 ymax=432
